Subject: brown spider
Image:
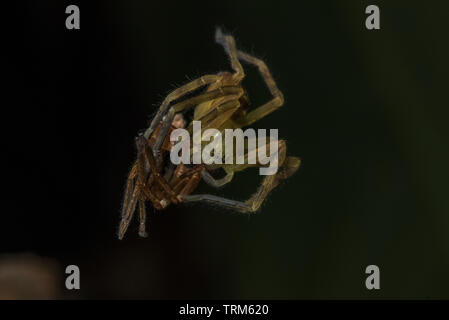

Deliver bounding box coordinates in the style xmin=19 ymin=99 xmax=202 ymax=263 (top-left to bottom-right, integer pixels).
xmin=118 ymin=28 xmax=301 ymax=239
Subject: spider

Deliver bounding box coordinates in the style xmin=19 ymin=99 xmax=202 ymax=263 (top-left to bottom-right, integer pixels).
xmin=118 ymin=28 xmax=301 ymax=239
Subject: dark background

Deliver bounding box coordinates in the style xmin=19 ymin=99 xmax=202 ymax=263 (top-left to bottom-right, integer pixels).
xmin=2 ymin=0 xmax=449 ymax=299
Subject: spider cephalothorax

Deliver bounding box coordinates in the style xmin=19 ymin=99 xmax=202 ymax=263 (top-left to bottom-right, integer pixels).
xmin=119 ymin=28 xmax=300 ymax=239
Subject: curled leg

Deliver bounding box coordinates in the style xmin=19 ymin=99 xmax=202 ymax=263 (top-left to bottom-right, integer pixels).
xmin=215 ymin=27 xmax=245 ymax=82
xmin=144 ymin=75 xmax=222 ymax=140
xmin=153 ymin=86 xmax=243 ymax=153
xmin=181 ymin=141 xmax=300 ymax=213
xmin=137 ymin=135 xmax=180 ymax=205
xmin=243 ymin=156 xmax=300 ymax=212
xmin=121 ymin=162 xmax=137 ymax=219
xmin=236 ymin=51 xmax=284 ymax=126
xmin=118 ymin=137 xmax=154 ymax=239
xmin=201 ymin=169 xmax=234 ymax=188
xmin=181 ymin=193 xmax=250 ymax=212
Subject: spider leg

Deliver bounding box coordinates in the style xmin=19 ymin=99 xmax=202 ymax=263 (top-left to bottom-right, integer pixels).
xmin=244 ymin=155 xmax=300 ymax=212
xmin=118 ymin=161 xmax=140 ymax=239
xmin=178 ymin=168 xmax=203 ymax=196
xmin=138 ymin=196 xmax=148 ymax=238
xmin=215 ymin=27 xmax=245 ymax=82
xmin=201 ymin=169 xmax=234 ymax=188
xmin=181 ymin=140 xmax=300 ymax=213
xmin=118 ymin=137 xmax=154 ymax=239
xmin=236 ymin=50 xmax=284 ymax=127
xmin=144 ymin=75 xmax=223 ymax=140
xmin=201 ymin=133 xmax=258 ymax=187
xmin=118 ymin=177 xmax=141 ymax=240
xmin=163 ymin=162 xmax=176 ymax=181
xmin=137 ymin=135 xmax=181 ymax=206
xmin=138 ymin=88 xmax=242 ymax=210
xmin=135 ymin=140 xmax=164 ymax=209
xmin=181 ymin=193 xmax=250 ymax=212
xmin=165 ymin=167 xmax=204 ymax=205
xmin=240 ymin=139 xmax=300 ymax=211
xmin=152 ymin=94 xmax=243 ymax=202
xmin=190 ymin=96 xmax=242 ymax=133
xmin=153 ymin=86 xmax=243 ymax=153
xmin=121 ymin=162 xmax=138 ymax=218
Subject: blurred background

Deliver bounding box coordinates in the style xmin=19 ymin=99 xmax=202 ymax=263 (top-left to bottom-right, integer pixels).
xmin=2 ymin=0 xmax=449 ymax=298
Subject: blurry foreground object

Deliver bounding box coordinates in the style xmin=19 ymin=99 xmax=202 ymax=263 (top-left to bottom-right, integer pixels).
xmin=0 ymin=253 xmax=62 ymax=299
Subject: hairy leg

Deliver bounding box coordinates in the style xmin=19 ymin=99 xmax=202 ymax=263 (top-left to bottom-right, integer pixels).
xmin=181 ymin=141 xmax=300 ymax=213
xmin=118 ymin=171 xmax=141 ymax=239
xmin=201 ymin=169 xmax=234 ymax=188
xmin=136 ymin=135 xmax=181 ymax=206
xmin=236 ymin=50 xmax=284 ymax=126
xmin=190 ymin=97 xmax=241 ymax=133
xmin=121 ymin=162 xmax=138 ymax=219
xmin=138 ymin=197 xmax=148 ymax=238
xmin=144 ymin=75 xmax=222 ymax=140
xmin=215 ymin=28 xmax=245 ymax=82
xmin=153 ymin=86 xmax=243 ymax=153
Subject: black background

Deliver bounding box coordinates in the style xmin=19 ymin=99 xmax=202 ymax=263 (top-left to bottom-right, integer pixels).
xmin=2 ymin=0 xmax=449 ymax=299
